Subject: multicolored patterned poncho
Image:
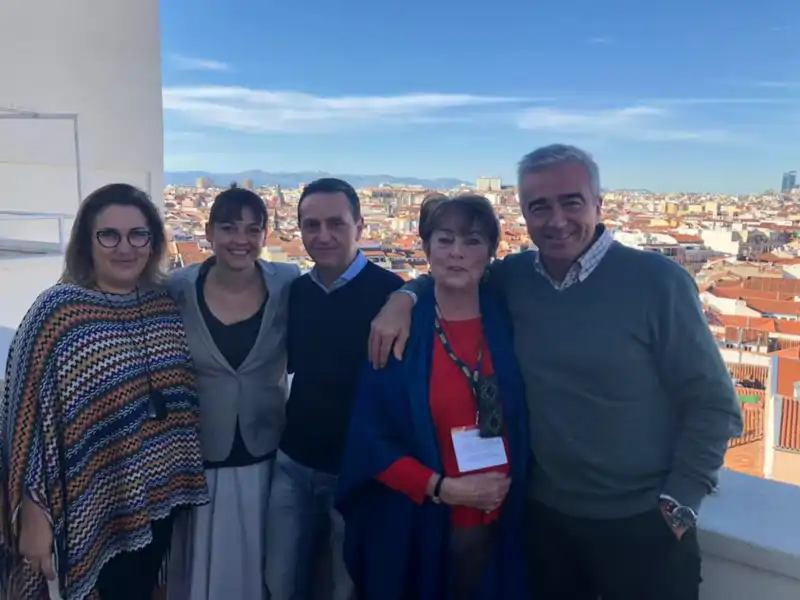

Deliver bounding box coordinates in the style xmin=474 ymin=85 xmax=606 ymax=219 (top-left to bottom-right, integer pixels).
xmin=0 ymin=283 xmax=209 ymax=600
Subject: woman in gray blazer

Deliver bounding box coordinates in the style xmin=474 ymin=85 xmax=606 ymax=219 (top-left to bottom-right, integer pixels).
xmin=167 ymin=186 xmax=300 ymax=600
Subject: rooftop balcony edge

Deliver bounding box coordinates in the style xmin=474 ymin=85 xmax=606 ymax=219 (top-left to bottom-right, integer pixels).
xmin=699 ymin=469 xmax=800 ymax=599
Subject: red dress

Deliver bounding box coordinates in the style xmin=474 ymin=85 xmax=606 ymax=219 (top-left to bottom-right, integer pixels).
xmin=377 ymin=317 xmax=511 ymax=528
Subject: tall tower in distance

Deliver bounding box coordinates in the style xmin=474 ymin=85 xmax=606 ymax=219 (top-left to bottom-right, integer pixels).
xmin=276 ymin=184 xmax=286 ymax=207
xmin=781 ymin=171 xmax=797 ymax=193
xmin=476 ymin=176 xmax=502 ymax=192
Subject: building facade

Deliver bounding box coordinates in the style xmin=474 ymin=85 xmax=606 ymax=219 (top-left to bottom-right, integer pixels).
xmin=0 ymin=0 xmax=165 ymax=250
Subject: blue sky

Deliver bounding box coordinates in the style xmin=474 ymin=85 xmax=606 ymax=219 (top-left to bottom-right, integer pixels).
xmin=161 ymin=0 xmax=798 ymax=194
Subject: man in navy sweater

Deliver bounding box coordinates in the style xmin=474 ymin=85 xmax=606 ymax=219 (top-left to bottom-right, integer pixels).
xmin=265 ymin=178 xmax=403 ymax=600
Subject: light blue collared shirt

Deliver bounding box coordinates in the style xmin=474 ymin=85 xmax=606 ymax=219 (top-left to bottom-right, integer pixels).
xmin=309 ymin=250 xmax=369 ymax=293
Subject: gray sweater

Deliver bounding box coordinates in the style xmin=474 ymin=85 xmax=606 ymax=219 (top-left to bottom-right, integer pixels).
xmin=404 ymin=243 xmax=742 ymax=519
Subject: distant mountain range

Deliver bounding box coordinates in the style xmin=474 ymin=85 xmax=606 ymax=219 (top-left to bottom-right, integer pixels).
xmin=164 ymin=170 xmax=470 ymax=190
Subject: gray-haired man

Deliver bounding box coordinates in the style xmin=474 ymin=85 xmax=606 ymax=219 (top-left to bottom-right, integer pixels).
xmin=369 ymin=144 xmax=743 ymax=599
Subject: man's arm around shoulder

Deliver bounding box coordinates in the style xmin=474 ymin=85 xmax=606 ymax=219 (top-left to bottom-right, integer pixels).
xmin=651 ymin=260 xmax=743 ymax=513
xmin=385 ymin=270 xmax=405 ymax=295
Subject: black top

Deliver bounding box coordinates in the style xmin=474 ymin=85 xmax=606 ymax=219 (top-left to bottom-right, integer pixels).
xmin=281 ymin=261 xmax=404 ymax=474
xmin=196 ymin=263 xmax=272 ymax=469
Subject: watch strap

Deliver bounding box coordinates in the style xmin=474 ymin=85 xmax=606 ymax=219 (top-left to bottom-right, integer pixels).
xmin=432 ymin=475 xmax=444 ymax=504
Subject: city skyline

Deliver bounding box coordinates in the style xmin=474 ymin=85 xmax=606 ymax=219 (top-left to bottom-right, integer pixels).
xmin=161 ymin=0 xmax=798 ymax=195
xmin=163 ymin=167 xmax=800 ymax=195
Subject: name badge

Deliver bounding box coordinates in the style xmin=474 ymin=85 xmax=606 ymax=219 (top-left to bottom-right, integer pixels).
xmin=451 ymin=426 xmax=508 ymax=474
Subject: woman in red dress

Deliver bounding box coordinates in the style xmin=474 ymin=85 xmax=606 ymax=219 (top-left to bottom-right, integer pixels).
xmin=337 ymin=194 xmax=529 ymax=600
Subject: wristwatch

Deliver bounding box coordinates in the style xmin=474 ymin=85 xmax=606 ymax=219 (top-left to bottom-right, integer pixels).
xmin=431 ymin=476 xmax=444 ymax=504
xmin=660 ymin=497 xmax=698 ymax=530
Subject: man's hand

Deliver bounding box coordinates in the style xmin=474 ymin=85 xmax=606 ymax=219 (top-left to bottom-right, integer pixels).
xmin=440 ymin=472 xmax=511 ymax=512
xmin=369 ymin=292 xmax=414 ymax=368
xmin=659 ymin=500 xmax=687 ymax=541
xmin=18 ymin=496 xmax=56 ymax=581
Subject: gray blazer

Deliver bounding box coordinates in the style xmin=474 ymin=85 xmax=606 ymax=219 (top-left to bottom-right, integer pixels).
xmin=168 ymin=260 xmax=301 ymax=462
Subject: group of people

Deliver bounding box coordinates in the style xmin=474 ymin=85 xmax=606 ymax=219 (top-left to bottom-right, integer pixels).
xmin=0 ymin=143 xmax=743 ymax=600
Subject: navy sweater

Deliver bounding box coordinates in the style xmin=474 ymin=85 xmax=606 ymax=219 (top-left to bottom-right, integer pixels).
xmin=281 ymin=261 xmax=404 ymax=474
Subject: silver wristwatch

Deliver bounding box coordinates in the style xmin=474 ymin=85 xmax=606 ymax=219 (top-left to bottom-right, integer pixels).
xmin=660 ymin=498 xmax=697 ymax=530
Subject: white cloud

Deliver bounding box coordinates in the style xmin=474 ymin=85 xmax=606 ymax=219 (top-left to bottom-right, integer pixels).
xmin=517 ymin=105 xmax=732 ymax=143
xmin=162 ymin=86 xmax=531 ymax=132
xmin=753 ymin=81 xmax=800 ymax=89
xmin=169 ymin=55 xmax=231 ymax=72
xmin=645 ymin=97 xmax=795 ymax=105
xmin=162 ymin=85 xmax=743 ymax=143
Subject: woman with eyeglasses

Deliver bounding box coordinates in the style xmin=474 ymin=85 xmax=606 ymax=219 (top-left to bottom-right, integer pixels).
xmin=0 ymin=184 xmax=208 ymax=600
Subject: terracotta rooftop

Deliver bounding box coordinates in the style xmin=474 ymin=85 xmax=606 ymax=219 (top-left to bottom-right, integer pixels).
xmin=716 ymin=314 xmax=776 ymax=331
xmin=745 ymin=298 xmax=800 ymax=317
xmin=175 ymin=241 xmax=201 ymax=255
xmin=742 ymin=276 xmax=800 ymax=294
xmin=670 ymin=233 xmax=704 ymax=244
xmin=713 ymin=314 xmax=800 ymax=337
xmin=711 ymin=285 xmax=794 ymax=302
xmin=727 ymin=362 xmax=769 ymax=384
xmin=753 ymin=253 xmax=800 ymax=265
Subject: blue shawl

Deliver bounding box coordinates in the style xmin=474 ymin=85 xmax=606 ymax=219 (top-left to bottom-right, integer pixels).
xmin=336 ymin=288 xmax=529 ymax=600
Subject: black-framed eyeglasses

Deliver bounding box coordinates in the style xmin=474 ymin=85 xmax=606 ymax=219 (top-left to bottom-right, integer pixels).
xmin=95 ymin=228 xmax=152 ymax=249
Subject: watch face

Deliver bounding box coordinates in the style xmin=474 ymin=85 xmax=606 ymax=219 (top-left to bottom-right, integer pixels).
xmin=673 ymin=507 xmax=697 ymax=528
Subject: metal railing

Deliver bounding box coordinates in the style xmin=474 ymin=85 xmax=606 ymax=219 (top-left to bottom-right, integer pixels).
xmin=0 ymin=209 xmax=74 ymax=254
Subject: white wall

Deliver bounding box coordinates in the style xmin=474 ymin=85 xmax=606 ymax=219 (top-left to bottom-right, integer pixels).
xmin=718 ymin=348 xmax=772 ymax=367
xmin=702 ymin=230 xmax=740 ymax=255
xmin=0 ymin=0 xmax=164 ymax=246
xmin=783 ymin=265 xmax=800 ymax=279
xmin=701 ymin=293 xmax=761 ymax=317
xmin=0 ymin=255 xmax=65 ymax=374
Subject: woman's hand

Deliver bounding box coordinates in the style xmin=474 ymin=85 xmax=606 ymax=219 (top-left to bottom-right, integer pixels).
xmin=18 ymin=496 xmax=56 ymax=581
xmin=440 ymin=472 xmax=511 ymax=512
xmin=369 ymin=293 xmax=415 ymax=368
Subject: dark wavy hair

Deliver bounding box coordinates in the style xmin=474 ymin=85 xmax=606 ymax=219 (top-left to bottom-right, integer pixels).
xmin=209 ymin=185 xmax=268 ymax=228
xmin=61 ymin=183 xmax=167 ymax=287
xmin=418 ymin=193 xmax=501 ymax=257
xmin=297 ymin=178 xmax=361 ymax=222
